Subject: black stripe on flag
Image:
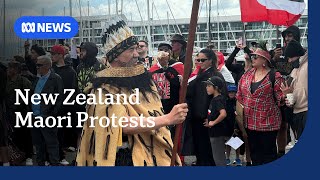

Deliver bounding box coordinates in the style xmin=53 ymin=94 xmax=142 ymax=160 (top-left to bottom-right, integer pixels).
xmin=289 ymin=0 xmax=304 ymax=2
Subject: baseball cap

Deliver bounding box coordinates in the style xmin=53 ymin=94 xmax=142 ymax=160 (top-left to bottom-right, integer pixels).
xmin=203 ymin=76 xmax=224 ymax=90
xmin=51 ymin=45 xmax=65 ymax=55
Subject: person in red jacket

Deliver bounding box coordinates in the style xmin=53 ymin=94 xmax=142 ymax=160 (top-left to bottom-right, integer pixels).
xmin=149 ymin=43 xmax=184 ymax=162
xmin=236 ymin=43 xmax=285 ymax=166
xmin=149 ymin=43 xmax=184 ymax=114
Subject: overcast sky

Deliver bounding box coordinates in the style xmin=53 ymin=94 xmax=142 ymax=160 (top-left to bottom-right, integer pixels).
xmin=0 ymin=0 xmax=309 ymax=58
xmin=2 ymin=0 xmax=309 ymax=22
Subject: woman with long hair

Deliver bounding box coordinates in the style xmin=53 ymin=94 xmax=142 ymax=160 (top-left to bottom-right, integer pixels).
xmin=236 ymin=41 xmax=284 ymax=166
xmin=186 ymin=48 xmax=227 ymax=166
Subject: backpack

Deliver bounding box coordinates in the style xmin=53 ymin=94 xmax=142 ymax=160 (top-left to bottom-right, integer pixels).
xmin=269 ymin=68 xmax=279 ymax=105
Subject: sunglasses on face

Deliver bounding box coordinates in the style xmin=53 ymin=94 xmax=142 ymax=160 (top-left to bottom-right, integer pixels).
xmin=36 ymin=63 xmax=46 ymax=67
xmin=195 ymin=58 xmax=208 ymax=62
xmin=251 ymin=55 xmax=261 ymax=60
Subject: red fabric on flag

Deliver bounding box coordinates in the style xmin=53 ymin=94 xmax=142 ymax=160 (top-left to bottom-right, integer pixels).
xmin=266 ymin=9 xmax=301 ymax=27
xmin=240 ymin=0 xmax=304 ymax=26
xmin=240 ymin=0 xmax=268 ymax=23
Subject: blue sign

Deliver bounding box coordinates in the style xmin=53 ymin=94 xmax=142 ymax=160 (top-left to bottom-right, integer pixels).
xmin=14 ymin=16 xmax=79 ymax=39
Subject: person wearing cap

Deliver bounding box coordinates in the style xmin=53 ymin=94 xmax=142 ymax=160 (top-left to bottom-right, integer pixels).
xmin=203 ymin=76 xmax=227 ymax=166
xmin=149 ymin=43 xmax=184 ymax=140
xmin=171 ymin=34 xmax=187 ymax=64
xmin=281 ymin=39 xmax=308 ymax=141
xmin=76 ymin=18 xmax=188 ymax=166
xmin=236 ymin=42 xmax=285 ymax=166
xmin=224 ymin=84 xmax=243 ymax=166
xmin=185 ymin=48 xmax=227 ymax=166
xmin=77 ymin=42 xmax=105 ymax=94
xmin=149 ymin=42 xmax=184 ymax=114
xmin=50 ymin=45 xmax=78 ymax=165
xmin=51 ymin=45 xmax=78 ymax=87
xmin=5 ymin=61 xmax=33 ymax=165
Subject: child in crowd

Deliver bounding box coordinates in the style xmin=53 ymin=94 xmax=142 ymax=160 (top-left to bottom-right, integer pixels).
xmin=203 ymin=76 xmax=227 ymax=166
xmin=225 ymin=84 xmax=242 ymax=166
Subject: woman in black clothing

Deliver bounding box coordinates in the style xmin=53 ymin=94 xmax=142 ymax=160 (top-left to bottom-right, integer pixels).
xmin=225 ymin=44 xmax=253 ymax=85
xmin=0 ymin=63 xmax=9 ymax=166
xmin=185 ymin=48 xmax=227 ymax=166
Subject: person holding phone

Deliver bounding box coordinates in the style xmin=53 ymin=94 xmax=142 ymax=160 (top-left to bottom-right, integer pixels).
xmin=272 ymin=25 xmax=302 ymax=158
xmin=281 ymin=40 xmax=308 ymax=141
xmin=225 ymin=37 xmax=253 ymax=85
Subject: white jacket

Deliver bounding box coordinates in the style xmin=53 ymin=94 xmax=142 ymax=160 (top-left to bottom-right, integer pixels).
xmin=220 ymin=65 xmax=235 ymax=84
xmin=290 ymin=51 xmax=308 ymax=114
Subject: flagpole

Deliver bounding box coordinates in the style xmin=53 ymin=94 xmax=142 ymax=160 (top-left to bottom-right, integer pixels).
xmin=170 ymin=0 xmax=201 ymax=166
xmin=243 ymin=22 xmax=247 ymax=46
xmin=3 ymin=0 xmax=5 ymax=60
xmin=276 ymin=25 xmax=280 ymax=45
xmin=208 ymin=0 xmax=212 ymax=44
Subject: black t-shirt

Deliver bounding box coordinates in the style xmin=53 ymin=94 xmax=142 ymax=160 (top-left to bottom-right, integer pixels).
xmin=207 ymin=94 xmax=227 ymax=137
xmin=151 ymin=66 xmax=180 ymax=114
xmin=225 ymin=98 xmax=237 ymax=137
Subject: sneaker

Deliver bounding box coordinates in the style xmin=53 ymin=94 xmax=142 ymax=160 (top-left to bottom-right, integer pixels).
xmin=45 ymin=161 xmax=50 ymax=166
xmin=67 ymin=147 xmax=76 ymax=152
xmin=25 ymin=158 xmax=33 ymax=166
xmin=191 ymin=161 xmax=197 ymax=166
xmin=226 ymin=159 xmax=231 ymax=166
xmin=234 ymin=159 xmax=242 ymax=166
xmin=60 ymin=159 xmax=69 ymax=165
xmin=286 ymin=142 xmax=295 ymax=150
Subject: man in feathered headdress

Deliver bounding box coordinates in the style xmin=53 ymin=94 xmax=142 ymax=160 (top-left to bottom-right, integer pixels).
xmin=75 ymin=17 xmax=188 ymax=166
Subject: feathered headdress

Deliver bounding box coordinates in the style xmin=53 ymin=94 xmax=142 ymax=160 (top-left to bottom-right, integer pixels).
xmin=102 ymin=16 xmax=138 ymax=62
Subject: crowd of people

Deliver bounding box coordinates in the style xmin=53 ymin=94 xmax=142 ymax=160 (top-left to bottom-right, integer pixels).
xmin=0 ymin=20 xmax=308 ymax=166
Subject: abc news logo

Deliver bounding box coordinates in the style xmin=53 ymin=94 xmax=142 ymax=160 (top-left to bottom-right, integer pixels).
xmin=14 ymin=16 xmax=78 ymax=39
xmin=21 ymin=22 xmax=72 ymax=33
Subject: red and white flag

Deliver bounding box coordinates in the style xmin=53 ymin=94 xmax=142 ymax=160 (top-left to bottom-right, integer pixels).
xmin=240 ymin=0 xmax=306 ymax=26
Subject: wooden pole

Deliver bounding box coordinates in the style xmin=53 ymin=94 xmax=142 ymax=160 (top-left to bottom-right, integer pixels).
xmin=208 ymin=0 xmax=212 ymax=43
xmin=3 ymin=0 xmax=6 ymax=60
xmin=170 ymin=0 xmax=200 ymax=166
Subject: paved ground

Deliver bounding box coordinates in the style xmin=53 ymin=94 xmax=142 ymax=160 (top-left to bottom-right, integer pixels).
xmin=20 ymin=128 xmax=297 ymax=166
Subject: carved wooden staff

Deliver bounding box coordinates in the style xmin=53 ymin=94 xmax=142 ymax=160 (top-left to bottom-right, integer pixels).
xmin=170 ymin=0 xmax=200 ymax=166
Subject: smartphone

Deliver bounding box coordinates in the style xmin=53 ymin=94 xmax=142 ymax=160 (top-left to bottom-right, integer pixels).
xmin=283 ymin=75 xmax=294 ymax=86
xmin=276 ymin=43 xmax=281 ymax=49
xmin=286 ymin=76 xmax=294 ymax=86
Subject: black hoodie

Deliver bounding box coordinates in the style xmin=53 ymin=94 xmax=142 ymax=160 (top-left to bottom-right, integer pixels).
xmin=77 ymin=42 xmax=105 ymax=93
xmin=272 ymin=25 xmax=301 ymax=75
xmin=281 ymin=25 xmax=301 ymax=43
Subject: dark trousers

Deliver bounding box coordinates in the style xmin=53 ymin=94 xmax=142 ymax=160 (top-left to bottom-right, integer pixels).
xmin=12 ymin=126 xmax=33 ymax=158
xmin=292 ymin=111 xmax=307 ymax=140
xmin=247 ymin=129 xmax=278 ymax=166
xmin=192 ymin=119 xmax=215 ymax=166
xmin=31 ymin=127 xmax=60 ymax=166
